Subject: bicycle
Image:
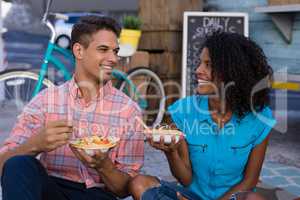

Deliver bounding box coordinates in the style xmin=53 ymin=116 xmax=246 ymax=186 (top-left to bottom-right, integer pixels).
xmin=0 ymin=0 xmax=165 ymax=134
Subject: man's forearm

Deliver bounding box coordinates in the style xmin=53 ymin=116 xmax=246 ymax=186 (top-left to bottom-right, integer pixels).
xmin=96 ymin=159 xmax=131 ymax=198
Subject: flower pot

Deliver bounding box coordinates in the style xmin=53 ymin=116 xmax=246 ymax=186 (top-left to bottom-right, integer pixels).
xmin=119 ymin=29 xmax=142 ymax=51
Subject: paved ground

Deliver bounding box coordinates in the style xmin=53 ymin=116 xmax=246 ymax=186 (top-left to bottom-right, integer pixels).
xmin=261 ymin=162 xmax=300 ymax=197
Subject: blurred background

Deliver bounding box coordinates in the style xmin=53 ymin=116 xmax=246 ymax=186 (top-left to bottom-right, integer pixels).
xmin=0 ymin=0 xmax=300 ymax=198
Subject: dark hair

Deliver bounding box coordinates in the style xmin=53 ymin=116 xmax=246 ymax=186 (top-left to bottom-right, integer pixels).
xmin=202 ymin=32 xmax=273 ymax=119
xmin=71 ymin=15 xmax=121 ymax=49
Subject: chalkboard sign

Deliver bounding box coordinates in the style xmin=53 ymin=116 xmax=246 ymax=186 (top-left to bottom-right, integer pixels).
xmin=181 ymin=12 xmax=249 ymax=97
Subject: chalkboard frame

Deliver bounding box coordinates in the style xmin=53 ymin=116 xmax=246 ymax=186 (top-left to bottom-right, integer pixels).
xmin=181 ymin=12 xmax=249 ymax=97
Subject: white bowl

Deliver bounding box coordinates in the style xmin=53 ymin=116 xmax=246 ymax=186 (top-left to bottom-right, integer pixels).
xmin=152 ymin=134 xmax=180 ymax=144
xmin=149 ymin=129 xmax=183 ymax=144
xmin=83 ymin=148 xmax=109 ymax=156
xmin=70 ymin=136 xmax=120 ymax=156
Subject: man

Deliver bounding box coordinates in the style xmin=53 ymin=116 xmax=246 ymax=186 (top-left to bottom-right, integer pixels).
xmin=0 ymin=16 xmax=144 ymax=200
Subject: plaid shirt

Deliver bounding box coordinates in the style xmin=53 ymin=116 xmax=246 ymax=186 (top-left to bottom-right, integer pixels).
xmin=0 ymin=78 xmax=144 ymax=188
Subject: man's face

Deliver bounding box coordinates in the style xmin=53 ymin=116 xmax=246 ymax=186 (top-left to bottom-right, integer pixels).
xmin=74 ymin=29 xmax=119 ymax=84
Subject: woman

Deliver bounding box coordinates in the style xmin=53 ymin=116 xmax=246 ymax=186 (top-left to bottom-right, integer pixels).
xmin=129 ymin=32 xmax=276 ymax=200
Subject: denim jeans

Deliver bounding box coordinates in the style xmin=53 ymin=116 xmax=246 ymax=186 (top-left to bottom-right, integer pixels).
xmin=1 ymin=155 xmax=117 ymax=200
xmin=141 ymin=180 xmax=202 ymax=200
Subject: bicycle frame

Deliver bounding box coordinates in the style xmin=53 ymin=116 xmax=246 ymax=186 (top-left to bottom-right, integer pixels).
xmin=112 ymin=69 xmax=148 ymax=109
xmin=32 ymin=42 xmax=74 ymax=96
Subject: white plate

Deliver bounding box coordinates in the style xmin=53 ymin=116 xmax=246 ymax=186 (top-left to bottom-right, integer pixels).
xmin=70 ymin=136 xmax=120 ymax=155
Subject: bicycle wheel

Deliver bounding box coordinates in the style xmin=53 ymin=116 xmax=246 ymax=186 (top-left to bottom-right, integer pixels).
xmin=0 ymin=69 xmax=54 ymax=116
xmin=118 ymin=67 xmax=165 ymax=128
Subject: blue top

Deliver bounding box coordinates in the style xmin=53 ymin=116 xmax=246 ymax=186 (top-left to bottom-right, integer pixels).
xmin=168 ymin=95 xmax=276 ymax=200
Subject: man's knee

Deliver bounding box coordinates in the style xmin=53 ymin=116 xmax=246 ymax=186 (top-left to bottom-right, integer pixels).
xmin=2 ymin=155 xmax=40 ymax=178
xmin=1 ymin=155 xmax=47 ymax=199
xmin=128 ymin=175 xmax=160 ymax=200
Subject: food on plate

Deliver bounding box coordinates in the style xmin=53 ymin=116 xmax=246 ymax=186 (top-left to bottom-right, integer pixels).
xmin=70 ymin=135 xmax=120 ymax=154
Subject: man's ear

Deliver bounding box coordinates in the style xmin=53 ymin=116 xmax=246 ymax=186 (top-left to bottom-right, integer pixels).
xmin=72 ymin=43 xmax=84 ymax=59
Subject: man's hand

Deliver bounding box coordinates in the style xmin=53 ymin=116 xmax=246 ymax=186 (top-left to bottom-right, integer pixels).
xmin=69 ymin=145 xmax=110 ymax=171
xmin=69 ymin=145 xmax=132 ymax=198
xmin=30 ymin=120 xmax=72 ymax=153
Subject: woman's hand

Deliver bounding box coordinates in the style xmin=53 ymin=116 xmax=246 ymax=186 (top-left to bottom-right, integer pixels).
xmin=146 ymin=131 xmax=193 ymax=186
xmin=146 ymin=134 xmax=184 ymax=154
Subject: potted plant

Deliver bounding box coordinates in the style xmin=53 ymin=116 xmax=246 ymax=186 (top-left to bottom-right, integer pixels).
xmin=119 ymin=15 xmax=142 ymax=55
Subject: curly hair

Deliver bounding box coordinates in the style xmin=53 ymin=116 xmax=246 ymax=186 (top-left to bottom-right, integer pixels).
xmin=202 ymin=32 xmax=273 ymax=119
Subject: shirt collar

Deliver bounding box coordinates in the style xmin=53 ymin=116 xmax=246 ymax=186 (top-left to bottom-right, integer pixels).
xmin=69 ymin=76 xmax=113 ymax=100
xmin=195 ymin=95 xmax=211 ymax=122
xmin=196 ymin=95 xmax=239 ymax=125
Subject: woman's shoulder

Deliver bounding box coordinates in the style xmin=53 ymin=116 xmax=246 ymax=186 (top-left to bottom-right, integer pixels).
xmin=242 ymin=106 xmax=276 ymax=125
xmin=243 ymin=106 xmax=277 ymax=146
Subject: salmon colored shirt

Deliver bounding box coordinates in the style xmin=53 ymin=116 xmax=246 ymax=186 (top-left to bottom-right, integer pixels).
xmin=0 ymin=77 xmax=144 ymax=188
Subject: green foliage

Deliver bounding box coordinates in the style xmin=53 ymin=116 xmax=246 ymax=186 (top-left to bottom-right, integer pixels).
xmin=122 ymin=15 xmax=142 ymax=30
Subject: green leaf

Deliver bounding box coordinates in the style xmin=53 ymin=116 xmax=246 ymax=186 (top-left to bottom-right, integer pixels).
xmin=122 ymin=15 xmax=142 ymax=30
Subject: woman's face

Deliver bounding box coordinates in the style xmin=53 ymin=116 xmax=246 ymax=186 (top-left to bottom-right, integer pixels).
xmin=195 ymin=47 xmax=217 ymax=95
